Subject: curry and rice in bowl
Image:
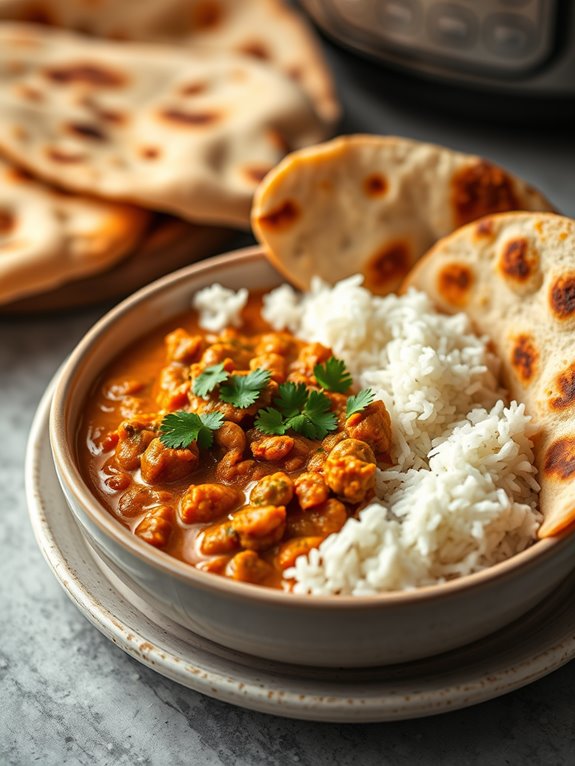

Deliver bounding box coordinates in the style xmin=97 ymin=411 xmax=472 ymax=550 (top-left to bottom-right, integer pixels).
xmin=81 ymin=276 xmax=540 ymax=596
xmin=50 ymin=240 xmax=575 ymax=666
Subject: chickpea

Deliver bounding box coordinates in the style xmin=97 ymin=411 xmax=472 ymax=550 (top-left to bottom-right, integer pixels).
xmin=199 ymin=520 xmax=240 ymax=556
xmin=140 ymin=438 xmax=199 ymax=484
xmin=250 ymin=472 xmax=294 ymax=506
xmin=225 ymin=551 xmax=275 ymax=584
xmin=114 ymin=420 xmax=156 ymax=471
xmin=179 ymin=483 xmax=244 ymax=524
xmin=135 ymin=505 xmax=174 ymax=548
xmin=231 ymin=505 xmax=286 ymax=550
xmin=286 ymin=499 xmax=347 ymax=538
xmin=276 ymin=537 xmax=323 ymax=570
xmin=294 ymin=472 xmax=329 ymax=510
xmin=345 ymin=400 xmax=392 ymax=459
xmin=251 ymin=435 xmax=294 ymax=462
xmin=323 ymin=455 xmax=376 ymax=504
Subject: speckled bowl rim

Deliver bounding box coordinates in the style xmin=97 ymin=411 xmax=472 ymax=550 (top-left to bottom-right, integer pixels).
xmin=50 ymin=246 xmax=575 ymax=609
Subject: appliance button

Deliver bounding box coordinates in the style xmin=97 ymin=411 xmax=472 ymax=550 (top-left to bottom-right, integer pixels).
xmin=484 ymin=13 xmax=537 ymax=57
xmin=427 ymin=4 xmax=478 ymax=48
xmin=378 ymin=0 xmax=420 ymax=34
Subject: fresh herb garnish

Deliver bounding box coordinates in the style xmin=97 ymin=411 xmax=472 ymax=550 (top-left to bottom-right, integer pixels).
xmin=313 ymin=356 xmax=353 ymax=393
xmin=159 ymin=410 xmax=224 ymax=450
xmin=192 ymin=362 xmax=229 ymax=398
xmin=255 ymin=385 xmax=337 ymax=439
xmin=254 ymin=407 xmax=289 ymax=436
xmin=345 ymin=388 xmax=376 ymax=418
xmin=273 ymin=381 xmax=308 ymax=418
xmin=219 ymin=368 xmax=271 ymax=409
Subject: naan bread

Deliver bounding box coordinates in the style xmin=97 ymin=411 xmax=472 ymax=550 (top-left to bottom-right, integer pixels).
xmin=0 ymin=0 xmax=339 ymax=125
xmin=251 ymin=135 xmax=555 ymax=294
xmin=0 ymin=154 xmax=149 ymax=304
xmin=404 ymin=212 xmax=575 ymax=539
xmin=0 ymin=23 xmax=328 ymax=227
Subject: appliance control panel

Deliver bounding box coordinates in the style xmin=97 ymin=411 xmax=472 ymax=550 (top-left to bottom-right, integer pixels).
xmin=325 ymin=0 xmax=557 ymax=75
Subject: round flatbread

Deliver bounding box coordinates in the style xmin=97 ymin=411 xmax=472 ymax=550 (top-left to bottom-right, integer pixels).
xmin=0 ymin=0 xmax=339 ymax=126
xmin=0 ymin=23 xmax=328 ymax=228
xmin=403 ymin=212 xmax=575 ymax=539
xmin=251 ymin=135 xmax=555 ymax=294
xmin=0 ymin=154 xmax=149 ymax=304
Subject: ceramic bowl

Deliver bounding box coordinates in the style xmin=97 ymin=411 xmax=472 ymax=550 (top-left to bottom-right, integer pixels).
xmin=50 ymin=247 xmax=575 ymax=667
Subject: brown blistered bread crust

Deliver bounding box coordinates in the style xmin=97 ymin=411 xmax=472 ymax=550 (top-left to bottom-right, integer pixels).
xmin=403 ymin=212 xmax=575 ymax=539
xmin=0 ymin=153 xmax=150 ymax=304
xmin=0 ymin=22 xmax=330 ymax=228
xmin=0 ymin=0 xmax=339 ymax=126
xmin=251 ymin=135 xmax=555 ymax=294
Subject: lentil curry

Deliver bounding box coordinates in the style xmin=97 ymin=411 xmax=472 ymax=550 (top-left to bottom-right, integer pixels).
xmin=81 ymin=292 xmax=393 ymax=589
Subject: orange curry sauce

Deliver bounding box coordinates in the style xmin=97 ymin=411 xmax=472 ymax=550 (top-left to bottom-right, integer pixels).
xmin=79 ymin=293 xmax=392 ymax=589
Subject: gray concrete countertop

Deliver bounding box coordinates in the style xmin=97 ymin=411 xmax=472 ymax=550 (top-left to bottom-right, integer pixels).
xmin=2 ymin=32 xmax=574 ymax=766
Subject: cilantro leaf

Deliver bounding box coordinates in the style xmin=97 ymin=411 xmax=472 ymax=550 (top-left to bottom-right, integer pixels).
xmin=219 ymin=368 xmax=271 ymax=409
xmin=192 ymin=362 xmax=229 ymax=399
xmin=345 ymin=389 xmax=376 ymax=418
xmin=287 ymin=389 xmax=338 ymax=440
xmin=313 ymin=356 xmax=353 ymax=393
xmin=159 ymin=410 xmax=224 ymax=450
xmin=274 ymin=381 xmax=308 ymax=418
xmin=254 ymin=407 xmax=288 ymax=435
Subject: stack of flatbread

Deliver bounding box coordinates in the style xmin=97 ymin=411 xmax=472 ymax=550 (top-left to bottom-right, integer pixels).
xmin=0 ymin=1 xmax=339 ymax=306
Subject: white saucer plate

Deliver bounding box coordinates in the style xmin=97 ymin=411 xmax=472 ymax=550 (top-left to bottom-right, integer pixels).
xmin=26 ymin=382 xmax=575 ymax=722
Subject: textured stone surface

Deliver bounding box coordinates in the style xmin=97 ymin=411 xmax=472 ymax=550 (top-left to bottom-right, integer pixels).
xmin=2 ymin=40 xmax=575 ymax=766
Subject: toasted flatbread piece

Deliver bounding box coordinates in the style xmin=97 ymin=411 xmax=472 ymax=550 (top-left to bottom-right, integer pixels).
xmin=0 ymin=23 xmax=327 ymax=227
xmin=0 ymin=155 xmax=149 ymax=304
xmin=404 ymin=212 xmax=575 ymax=538
xmin=251 ymin=135 xmax=555 ymax=294
xmin=0 ymin=0 xmax=339 ymax=125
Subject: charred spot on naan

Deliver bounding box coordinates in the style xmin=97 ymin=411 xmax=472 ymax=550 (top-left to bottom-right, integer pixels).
xmin=45 ymin=147 xmax=87 ymax=163
xmin=243 ymin=166 xmax=273 ymax=185
xmin=17 ymin=3 xmax=57 ymax=26
xmin=363 ymin=173 xmax=388 ymax=198
xmin=16 ymin=84 xmax=44 ymax=103
xmin=498 ymin=237 xmax=542 ymax=293
xmin=257 ymin=200 xmax=300 ymax=231
xmin=436 ymin=262 xmax=474 ymax=307
xmin=364 ymin=241 xmax=411 ymax=294
xmin=0 ymin=209 xmax=15 ymax=235
xmin=550 ymin=274 xmax=575 ymax=321
xmin=43 ymin=63 xmax=127 ymax=88
xmin=547 ymin=362 xmax=575 ymax=411
xmin=543 ymin=436 xmax=575 ymax=481
xmin=158 ymin=108 xmax=221 ymax=127
xmin=451 ymin=160 xmax=518 ymax=227
xmin=510 ymin=334 xmax=538 ymax=385
xmin=139 ymin=146 xmax=162 ymax=161
xmin=474 ymin=218 xmax=495 ymax=239
xmin=190 ymin=0 xmax=223 ymax=29
xmin=66 ymin=122 xmax=108 ymax=141
xmin=179 ymin=82 xmax=208 ymax=97
xmin=81 ymin=97 xmax=127 ymax=125
xmin=237 ymin=42 xmax=271 ymax=61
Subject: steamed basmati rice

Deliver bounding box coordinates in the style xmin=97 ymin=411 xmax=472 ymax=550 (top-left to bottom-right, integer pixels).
xmin=262 ymin=276 xmax=541 ymax=595
xmin=193 ymin=283 xmax=248 ymax=332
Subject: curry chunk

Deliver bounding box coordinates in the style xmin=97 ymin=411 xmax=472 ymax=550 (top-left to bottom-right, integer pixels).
xmin=225 ymin=550 xmax=275 ymax=584
xmin=114 ymin=420 xmax=156 ymax=471
xmin=179 ymin=483 xmax=243 ymax=524
xmin=197 ymin=556 xmax=230 ymax=575
xmin=140 ymin=437 xmax=199 ymax=484
xmin=250 ymin=472 xmax=294 ymax=506
xmin=249 ymin=353 xmax=287 ymax=383
xmin=118 ymin=486 xmax=174 ymax=518
xmin=255 ymin=332 xmax=294 ymax=356
xmin=286 ymin=499 xmax=347 ymax=538
xmin=215 ymin=421 xmax=246 ymax=453
xmin=294 ymin=472 xmax=329 ymax=510
xmin=231 ymin=505 xmax=286 ymax=550
xmin=165 ymin=328 xmax=204 ymax=364
xmin=199 ymin=520 xmax=240 ymax=555
xmin=251 ymin=435 xmax=294 ymax=462
xmin=328 ymin=438 xmax=376 ymax=465
xmin=345 ymin=400 xmax=392 ymax=460
xmin=135 ymin=505 xmax=174 ymax=548
xmin=324 ymin=453 xmax=376 ymax=504
xmin=290 ymin=342 xmax=332 ymax=379
xmin=276 ymin=536 xmax=324 ymax=570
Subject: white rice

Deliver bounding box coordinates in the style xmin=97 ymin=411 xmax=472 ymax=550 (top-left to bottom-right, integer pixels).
xmin=193 ymin=283 xmax=248 ymax=332
xmin=261 ymin=276 xmax=541 ymax=595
